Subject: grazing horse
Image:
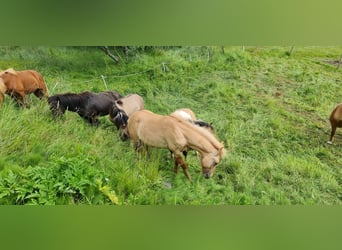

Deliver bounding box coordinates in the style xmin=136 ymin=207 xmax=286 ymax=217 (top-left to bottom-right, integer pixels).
xmin=0 ymin=68 xmax=49 ymax=108
xmin=0 ymin=79 xmax=7 ymax=106
xmin=170 ymin=108 xmax=215 ymax=158
xmin=47 ymin=90 xmax=121 ymax=126
xmin=328 ymin=103 xmax=342 ymax=144
xmin=109 ymin=93 xmax=144 ymax=139
xmin=127 ymin=110 xmax=226 ymax=181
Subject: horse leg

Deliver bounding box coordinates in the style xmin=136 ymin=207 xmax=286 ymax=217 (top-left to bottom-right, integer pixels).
xmin=174 ymin=155 xmax=191 ymax=182
xmin=12 ymin=91 xmax=28 ymax=108
xmin=173 ymin=157 xmax=179 ymax=174
xmin=134 ymin=139 xmax=143 ymax=151
xmin=91 ymin=116 xmax=99 ymax=127
xmin=328 ymin=123 xmax=337 ymax=144
xmin=21 ymin=94 xmax=30 ymax=108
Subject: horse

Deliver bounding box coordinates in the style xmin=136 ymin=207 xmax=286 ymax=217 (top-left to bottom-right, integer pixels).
xmin=47 ymin=90 xmax=121 ymax=126
xmin=109 ymin=93 xmax=144 ymax=139
xmin=0 ymin=68 xmax=49 ymax=108
xmin=127 ymin=109 xmax=226 ymax=181
xmin=327 ymin=103 xmax=342 ymax=144
xmin=0 ymin=79 xmax=7 ymax=106
xmin=170 ymin=108 xmax=215 ymax=158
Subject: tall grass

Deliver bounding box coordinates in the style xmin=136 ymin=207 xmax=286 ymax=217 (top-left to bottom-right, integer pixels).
xmin=0 ymin=46 xmax=341 ymax=204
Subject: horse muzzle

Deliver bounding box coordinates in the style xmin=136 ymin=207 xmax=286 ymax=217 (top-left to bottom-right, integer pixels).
xmin=203 ymin=173 xmax=212 ymax=179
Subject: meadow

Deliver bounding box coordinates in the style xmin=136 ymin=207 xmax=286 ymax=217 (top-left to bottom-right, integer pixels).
xmin=0 ymin=46 xmax=341 ymax=205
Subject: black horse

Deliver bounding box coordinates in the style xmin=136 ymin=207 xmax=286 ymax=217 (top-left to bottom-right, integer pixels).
xmin=47 ymin=90 xmax=122 ymax=126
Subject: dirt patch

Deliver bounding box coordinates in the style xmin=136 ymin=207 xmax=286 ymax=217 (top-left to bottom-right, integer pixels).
xmin=322 ymin=59 xmax=342 ymax=68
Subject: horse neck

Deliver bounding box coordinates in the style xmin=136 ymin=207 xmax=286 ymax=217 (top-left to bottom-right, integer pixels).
xmin=179 ymin=122 xmax=220 ymax=155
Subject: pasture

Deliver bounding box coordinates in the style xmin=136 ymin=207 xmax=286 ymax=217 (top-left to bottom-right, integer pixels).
xmin=0 ymin=46 xmax=341 ymax=205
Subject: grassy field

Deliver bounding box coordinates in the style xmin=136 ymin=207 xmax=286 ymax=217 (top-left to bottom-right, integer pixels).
xmin=0 ymin=46 xmax=341 ymax=205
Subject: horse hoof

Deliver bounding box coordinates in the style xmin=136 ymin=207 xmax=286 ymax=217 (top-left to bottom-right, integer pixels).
xmin=327 ymin=141 xmax=333 ymax=145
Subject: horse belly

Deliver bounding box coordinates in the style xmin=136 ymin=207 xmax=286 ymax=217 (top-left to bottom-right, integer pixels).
xmin=137 ymin=127 xmax=168 ymax=148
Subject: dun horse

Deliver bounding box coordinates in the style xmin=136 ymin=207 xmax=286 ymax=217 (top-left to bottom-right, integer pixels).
xmin=328 ymin=103 xmax=342 ymax=144
xmin=0 ymin=68 xmax=49 ymax=108
xmin=48 ymin=90 xmax=121 ymax=126
xmin=127 ymin=110 xmax=226 ymax=181
xmin=109 ymin=93 xmax=144 ymax=139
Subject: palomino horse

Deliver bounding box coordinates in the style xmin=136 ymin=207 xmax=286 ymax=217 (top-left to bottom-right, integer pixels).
xmin=170 ymin=108 xmax=215 ymax=158
xmin=127 ymin=110 xmax=226 ymax=181
xmin=0 ymin=79 xmax=7 ymax=106
xmin=0 ymin=68 xmax=49 ymax=108
xmin=47 ymin=90 xmax=121 ymax=126
xmin=328 ymin=103 xmax=342 ymax=144
xmin=109 ymin=93 xmax=144 ymax=139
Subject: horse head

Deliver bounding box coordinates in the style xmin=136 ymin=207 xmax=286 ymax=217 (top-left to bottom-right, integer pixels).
xmin=200 ymin=146 xmax=226 ymax=179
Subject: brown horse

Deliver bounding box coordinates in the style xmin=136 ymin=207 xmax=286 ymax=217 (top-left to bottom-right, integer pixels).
xmin=48 ymin=90 xmax=121 ymax=126
xmin=0 ymin=68 xmax=49 ymax=108
xmin=127 ymin=110 xmax=226 ymax=181
xmin=0 ymin=79 xmax=7 ymax=106
xmin=109 ymin=93 xmax=144 ymax=139
xmin=328 ymin=103 xmax=342 ymax=144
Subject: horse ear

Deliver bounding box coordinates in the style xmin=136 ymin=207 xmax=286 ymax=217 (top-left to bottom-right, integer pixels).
xmin=219 ymin=147 xmax=227 ymax=158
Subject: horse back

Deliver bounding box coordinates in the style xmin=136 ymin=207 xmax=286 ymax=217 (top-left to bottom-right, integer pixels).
xmin=18 ymin=70 xmax=48 ymax=94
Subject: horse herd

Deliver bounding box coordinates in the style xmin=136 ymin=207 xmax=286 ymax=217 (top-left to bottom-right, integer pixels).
xmin=1 ymin=67 xmax=342 ymax=180
xmin=0 ymin=68 xmax=227 ymax=181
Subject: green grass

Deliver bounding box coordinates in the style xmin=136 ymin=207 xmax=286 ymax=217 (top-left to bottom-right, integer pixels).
xmin=0 ymin=46 xmax=341 ymax=204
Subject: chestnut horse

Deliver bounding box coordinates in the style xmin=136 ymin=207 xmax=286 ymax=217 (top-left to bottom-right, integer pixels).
xmin=0 ymin=68 xmax=49 ymax=108
xmin=328 ymin=103 xmax=342 ymax=144
xmin=109 ymin=93 xmax=144 ymax=139
xmin=127 ymin=110 xmax=226 ymax=181
xmin=48 ymin=90 xmax=121 ymax=126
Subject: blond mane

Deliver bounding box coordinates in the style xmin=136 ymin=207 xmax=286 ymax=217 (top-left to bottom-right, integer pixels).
xmin=5 ymin=68 xmax=17 ymax=75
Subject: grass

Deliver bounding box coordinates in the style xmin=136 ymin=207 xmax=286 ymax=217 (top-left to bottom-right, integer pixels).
xmin=0 ymin=46 xmax=341 ymax=204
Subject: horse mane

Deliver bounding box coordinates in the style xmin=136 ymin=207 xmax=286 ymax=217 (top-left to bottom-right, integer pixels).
xmin=111 ymin=106 xmax=129 ymax=129
xmin=174 ymin=116 xmax=225 ymax=156
xmin=104 ymin=90 xmax=122 ymax=100
xmin=4 ymin=68 xmax=17 ymax=75
xmin=194 ymin=120 xmax=215 ymax=132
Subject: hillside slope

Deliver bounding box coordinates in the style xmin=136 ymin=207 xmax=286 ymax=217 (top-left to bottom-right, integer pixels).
xmin=0 ymin=46 xmax=341 ymax=204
